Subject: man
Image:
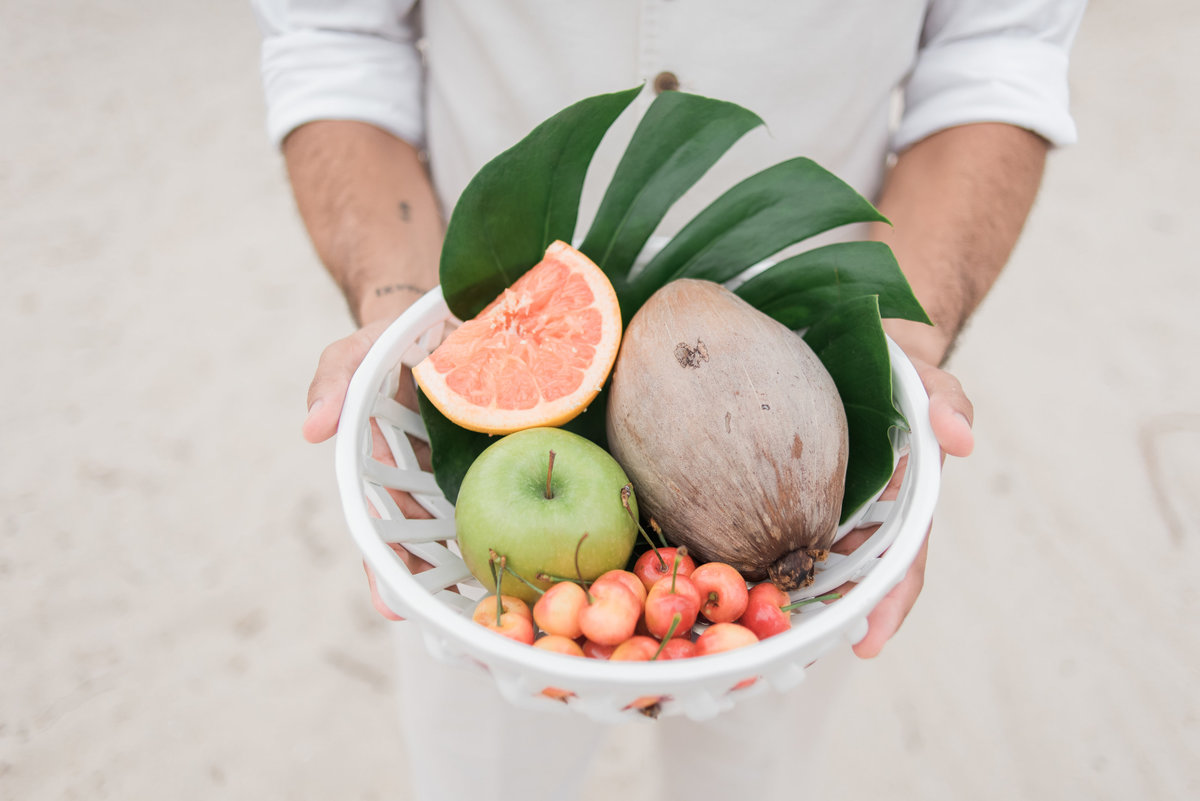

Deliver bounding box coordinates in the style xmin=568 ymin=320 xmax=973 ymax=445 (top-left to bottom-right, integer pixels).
xmin=251 ymin=2 xmax=1085 ymax=798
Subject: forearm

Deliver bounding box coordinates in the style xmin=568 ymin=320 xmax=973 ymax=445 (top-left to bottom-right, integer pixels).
xmin=282 ymin=120 xmax=443 ymax=326
xmin=871 ymin=123 xmax=1049 ymax=365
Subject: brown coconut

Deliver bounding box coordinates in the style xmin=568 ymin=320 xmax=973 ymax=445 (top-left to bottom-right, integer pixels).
xmin=605 ymin=278 xmax=849 ymax=590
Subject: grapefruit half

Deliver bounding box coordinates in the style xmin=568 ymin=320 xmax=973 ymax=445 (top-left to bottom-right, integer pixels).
xmin=414 ymin=241 xmax=622 ymax=434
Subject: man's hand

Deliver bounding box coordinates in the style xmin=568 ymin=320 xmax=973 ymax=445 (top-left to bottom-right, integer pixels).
xmin=303 ymin=315 xmax=436 ymax=620
xmin=838 ymin=357 xmax=974 ymax=658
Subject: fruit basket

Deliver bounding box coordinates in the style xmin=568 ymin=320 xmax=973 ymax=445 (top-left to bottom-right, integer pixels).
xmin=335 ymin=286 xmax=941 ymax=723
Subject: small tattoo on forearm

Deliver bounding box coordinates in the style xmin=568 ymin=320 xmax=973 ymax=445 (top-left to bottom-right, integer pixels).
xmin=398 ymin=201 xmax=411 ymax=221
xmin=374 ymin=284 xmax=425 ymax=298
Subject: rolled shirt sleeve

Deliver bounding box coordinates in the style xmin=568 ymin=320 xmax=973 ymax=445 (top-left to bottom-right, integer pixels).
xmin=894 ymin=0 xmax=1087 ymax=151
xmin=251 ymin=0 xmax=426 ymax=149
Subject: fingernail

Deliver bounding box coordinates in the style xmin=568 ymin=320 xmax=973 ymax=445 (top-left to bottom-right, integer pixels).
xmin=305 ymin=398 xmax=324 ymax=423
xmin=954 ymin=411 xmax=972 ymax=430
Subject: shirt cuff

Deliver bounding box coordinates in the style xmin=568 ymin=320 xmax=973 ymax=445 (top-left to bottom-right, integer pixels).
xmin=894 ymin=35 xmax=1077 ymax=152
xmin=260 ymin=28 xmax=425 ymax=149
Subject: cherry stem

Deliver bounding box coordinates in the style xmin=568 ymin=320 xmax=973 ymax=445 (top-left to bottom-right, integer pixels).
xmin=780 ymin=592 xmax=842 ymax=613
xmin=670 ymin=546 xmax=688 ymax=594
xmin=621 ymin=484 xmax=665 ymax=570
xmin=649 ymin=518 xmax=669 ymax=549
xmin=486 ymin=549 xmax=509 ymax=627
xmin=573 ymin=533 xmax=596 ymax=604
xmin=545 ymin=450 xmax=556 ymax=500
xmin=574 ymin=533 xmax=588 ymax=581
xmin=536 ymin=572 xmax=588 ymax=585
xmin=502 ymin=563 xmax=544 ymax=595
xmin=652 ymin=614 xmax=683 ymax=660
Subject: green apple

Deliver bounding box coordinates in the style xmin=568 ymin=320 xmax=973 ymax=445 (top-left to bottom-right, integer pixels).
xmin=455 ymin=427 xmax=638 ymax=605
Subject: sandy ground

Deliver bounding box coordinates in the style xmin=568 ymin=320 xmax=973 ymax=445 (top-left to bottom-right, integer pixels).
xmin=2 ymin=1 xmax=1197 ymax=799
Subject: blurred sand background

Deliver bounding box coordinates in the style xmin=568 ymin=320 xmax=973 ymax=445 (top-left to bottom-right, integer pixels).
xmin=2 ymin=1 xmax=1197 ymax=798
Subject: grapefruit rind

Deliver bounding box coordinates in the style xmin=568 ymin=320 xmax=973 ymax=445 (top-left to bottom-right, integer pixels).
xmin=413 ymin=241 xmax=622 ymax=435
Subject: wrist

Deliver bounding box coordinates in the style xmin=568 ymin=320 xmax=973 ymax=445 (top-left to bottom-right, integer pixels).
xmin=353 ymin=282 xmax=430 ymax=327
xmin=883 ymin=318 xmax=956 ymax=367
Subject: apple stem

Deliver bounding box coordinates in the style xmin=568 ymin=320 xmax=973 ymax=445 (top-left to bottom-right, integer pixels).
xmin=545 ymin=450 xmax=556 ymax=499
xmin=780 ymin=592 xmax=842 ymax=613
xmin=621 ymin=484 xmax=665 ymax=570
xmin=652 ymin=614 xmax=683 ymax=660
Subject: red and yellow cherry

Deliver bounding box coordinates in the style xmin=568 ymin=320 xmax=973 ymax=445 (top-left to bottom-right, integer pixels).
xmin=737 ymin=582 xmax=792 ymax=639
xmin=695 ymin=622 xmax=759 ymax=656
xmin=533 ymin=634 xmax=586 ymax=657
xmin=610 ymin=635 xmax=661 ymax=661
xmin=532 ymin=580 xmax=588 ymax=639
xmin=737 ymin=585 xmax=841 ymax=640
xmin=582 ymin=639 xmax=617 ymax=660
xmin=644 ymin=573 xmax=701 ymax=639
xmin=632 ymin=547 xmax=696 ymax=592
xmin=592 ymin=569 xmax=648 ymax=606
xmin=655 ymin=637 xmax=697 ymax=660
xmin=471 ymin=594 xmax=535 ymax=644
xmin=578 ymin=579 xmax=641 ymax=646
xmin=690 ymin=561 xmax=749 ymax=624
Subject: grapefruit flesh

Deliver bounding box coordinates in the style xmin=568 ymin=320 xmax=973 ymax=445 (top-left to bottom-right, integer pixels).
xmin=414 ymin=241 xmax=622 ymax=434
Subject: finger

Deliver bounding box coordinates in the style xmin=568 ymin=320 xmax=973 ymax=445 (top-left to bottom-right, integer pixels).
xmin=363 ymin=560 xmax=405 ymax=621
xmin=302 ymin=321 xmax=389 ymax=444
xmin=851 ymin=532 xmax=929 ymax=659
xmin=913 ymin=361 xmax=974 ymax=458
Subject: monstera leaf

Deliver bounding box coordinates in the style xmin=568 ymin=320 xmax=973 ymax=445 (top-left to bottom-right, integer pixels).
xmin=423 ymin=87 xmax=930 ymax=521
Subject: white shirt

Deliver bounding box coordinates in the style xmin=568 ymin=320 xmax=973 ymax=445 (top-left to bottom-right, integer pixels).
xmin=252 ymin=0 xmax=1084 ymax=228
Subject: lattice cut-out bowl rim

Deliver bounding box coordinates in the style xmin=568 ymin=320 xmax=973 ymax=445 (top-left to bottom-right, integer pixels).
xmin=335 ymin=287 xmax=941 ymax=723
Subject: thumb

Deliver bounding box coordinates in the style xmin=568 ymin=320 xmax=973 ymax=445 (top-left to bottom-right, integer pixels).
xmin=303 ymin=321 xmax=390 ymax=443
xmin=912 ymin=359 xmax=974 ymax=458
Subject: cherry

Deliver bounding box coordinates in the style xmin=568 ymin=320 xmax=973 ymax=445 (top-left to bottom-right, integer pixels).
xmin=632 ymin=547 xmax=697 ymax=592
xmin=738 ymin=582 xmax=792 ymax=639
xmin=655 ymin=637 xmax=697 ymax=660
xmin=582 ymin=639 xmax=617 ymax=660
xmin=532 ymin=580 xmax=587 ymax=639
xmin=622 ymin=485 xmax=696 ymax=592
xmin=690 ymin=561 xmax=749 ymax=624
xmin=644 ymin=572 xmax=701 ymax=639
xmin=578 ymin=579 xmax=641 ymax=646
xmin=737 ymin=584 xmax=842 ymax=640
xmin=610 ymin=635 xmax=660 ymax=661
xmin=694 ymin=622 xmax=758 ymax=656
xmin=471 ymin=594 xmax=535 ymax=644
xmin=592 ymin=569 xmax=648 ymax=606
xmin=532 ymin=634 xmax=586 ymax=657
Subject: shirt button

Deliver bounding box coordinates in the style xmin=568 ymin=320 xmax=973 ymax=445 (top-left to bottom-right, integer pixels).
xmin=653 ymin=71 xmax=680 ymax=93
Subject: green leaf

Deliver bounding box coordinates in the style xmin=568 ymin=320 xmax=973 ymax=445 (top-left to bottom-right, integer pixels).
xmin=419 ymin=89 xmax=930 ymax=523
xmin=415 ymin=390 xmax=495 ymax=505
xmin=802 ymin=295 xmax=907 ymax=522
xmin=439 ymin=85 xmax=641 ymax=321
xmin=734 ymin=241 xmax=931 ymax=327
xmin=580 ymin=92 xmax=762 ymax=285
xmin=624 ymin=157 xmax=889 ymax=312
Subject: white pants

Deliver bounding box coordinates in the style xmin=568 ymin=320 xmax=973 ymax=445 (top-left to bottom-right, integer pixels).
xmin=389 ymin=623 xmax=860 ymax=801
